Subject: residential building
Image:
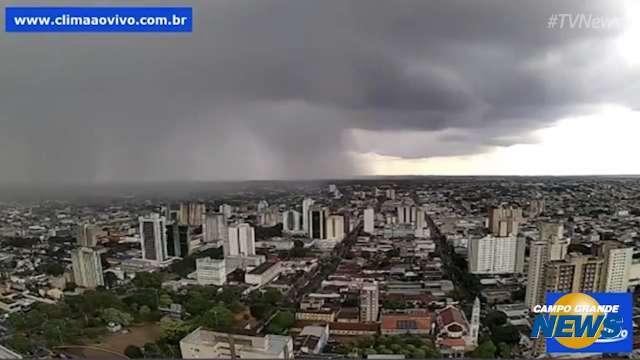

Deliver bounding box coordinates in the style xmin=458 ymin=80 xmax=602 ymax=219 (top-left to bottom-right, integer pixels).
xmin=468 ymin=235 xmax=525 ymax=274
xmin=360 ymin=282 xmax=379 ymax=322
xmin=196 ymin=257 xmax=226 ymax=286
xmin=227 ymin=223 xmax=256 ymax=256
xmin=71 ymin=247 xmax=104 ymax=289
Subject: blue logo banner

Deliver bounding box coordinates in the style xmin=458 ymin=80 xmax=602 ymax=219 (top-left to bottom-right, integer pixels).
xmin=6 ymin=7 xmax=192 ymax=32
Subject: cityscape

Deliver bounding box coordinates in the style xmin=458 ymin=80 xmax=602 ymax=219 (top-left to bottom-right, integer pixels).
xmin=0 ymin=177 xmax=637 ymax=358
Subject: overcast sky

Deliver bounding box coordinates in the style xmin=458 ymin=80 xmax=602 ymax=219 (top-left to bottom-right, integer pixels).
xmin=1 ymin=0 xmax=639 ymax=183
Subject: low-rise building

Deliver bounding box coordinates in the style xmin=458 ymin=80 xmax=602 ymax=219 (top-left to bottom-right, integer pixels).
xmin=180 ymin=328 xmax=293 ymax=359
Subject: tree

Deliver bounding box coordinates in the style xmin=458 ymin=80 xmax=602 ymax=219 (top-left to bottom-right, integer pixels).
xmin=491 ymin=324 xmax=520 ymax=345
xmin=124 ymin=345 xmax=144 ymax=359
xmin=498 ymin=342 xmax=512 ymax=358
xmin=160 ymin=320 xmax=195 ymax=345
xmin=469 ymin=340 xmax=496 ymax=358
xmin=266 ymin=311 xmax=295 ymax=334
xmin=132 ymin=272 xmax=163 ymax=289
xmin=200 ymin=305 xmax=234 ymax=329
xmin=249 ymin=302 xmax=270 ymax=319
xmin=184 ymin=294 xmax=210 ymax=316
xmin=100 ymin=308 xmax=133 ymax=326
xmin=159 ymin=294 xmax=173 ymax=308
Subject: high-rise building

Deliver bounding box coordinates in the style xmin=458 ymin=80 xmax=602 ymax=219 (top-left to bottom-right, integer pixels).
xmin=598 ymin=241 xmax=633 ymax=292
xmin=529 ymin=199 xmax=545 ymax=218
xmin=227 ymin=223 xmax=256 ymax=256
xmin=77 ymin=223 xmax=99 ymax=248
xmin=139 ymin=214 xmax=167 ymax=262
xmin=525 ymin=223 xmax=570 ymax=309
xmin=161 ymin=204 xmax=180 ymax=224
xmin=219 ymin=204 xmax=233 ymax=220
xmin=325 ymin=215 xmax=345 ymax=241
xmin=545 ymin=253 xmax=603 ymax=293
xmin=302 ymin=198 xmax=315 ymax=234
xmin=257 ymin=200 xmax=269 ymax=212
xmin=363 ymin=208 xmax=375 ymax=234
xmin=385 ymin=189 xmax=396 ymax=200
xmin=360 ymin=282 xmax=379 ymax=322
xmin=396 ymin=205 xmax=416 ymax=225
xmin=488 ymin=206 xmax=522 ymax=237
xmin=469 ymin=297 xmax=481 ymax=346
xmin=71 ymin=247 xmax=104 ymax=289
xmin=468 ymin=235 xmax=525 ymax=274
xmin=196 ymin=257 xmax=226 ymax=286
xmin=179 ymin=202 xmax=206 ymax=226
xmin=203 ymin=213 xmax=228 ymax=243
xmin=166 ymin=224 xmax=191 ymax=258
xmin=309 ymin=206 xmax=328 ymax=240
xmin=283 ymin=210 xmax=302 ymax=233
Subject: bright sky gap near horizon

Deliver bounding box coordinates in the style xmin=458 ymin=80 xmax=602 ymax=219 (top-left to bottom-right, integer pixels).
xmin=2 ymin=0 xmax=640 ymax=183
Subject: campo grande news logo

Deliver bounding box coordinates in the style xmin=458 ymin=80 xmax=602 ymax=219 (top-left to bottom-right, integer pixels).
xmin=531 ymin=292 xmax=633 ymax=353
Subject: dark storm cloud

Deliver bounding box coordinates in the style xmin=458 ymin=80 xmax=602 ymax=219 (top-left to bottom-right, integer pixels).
xmin=0 ymin=0 xmax=636 ymax=182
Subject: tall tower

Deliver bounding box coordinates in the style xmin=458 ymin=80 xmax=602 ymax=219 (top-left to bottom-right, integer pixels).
xmin=363 ymin=208 xmax=375 ymax=234
xmin=598 ymin=241 xmax=633 ymax=292
xmin=302 ymin=198 xmax=315 ymax=234
xmin=77 ymin=224 xmax=99 ymax=248
xmin=71 ymin=247 xmax=104 ymax=289
xmin=325 ymin=215 xmax=345 ymax=241
xmin=227 ymin=223 xmax=256 ymax=256
xmin=526 ymin=223 xmax=570 ymax=309
xmin=309 ymin=206 xmax=328 ymax=240
xmin=359 ymin=282 xmax=379 ymax=322
xmin=470 ymin=297 xmax=481 ymax=346
xmin=203 ymin=213 xmax=228 ymax=243
xmin=139 ymin=214 xmax=167 ymax=262
xmin=488 ymin=206 xmax=522 ymax=237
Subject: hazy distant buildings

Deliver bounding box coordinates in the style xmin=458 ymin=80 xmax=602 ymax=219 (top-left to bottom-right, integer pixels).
xmin=71 ymin=247 xmax=104 ymax=289
xmin=179 ymin=202 xmax=206 ymax=226
xmin=363 ymin=208 xmax=375 ymax=234
xmin=468 ymin=235 xmax=525 ymax=274
xmin=196 ymin=257 xmax=226 ymax=286
xmin=227 ymin=223 xmax=256 ymax=256
xmin=488 ymin=206 xmax=522 ymax=237
xmin=219 ymin=204 xmax=233 ymax=220
xmin=139 ymin=214 xmax=167 ymax=263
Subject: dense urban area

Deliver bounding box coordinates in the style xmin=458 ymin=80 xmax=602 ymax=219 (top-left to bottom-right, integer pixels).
xmin=0 ymin=177 xmax=638 ymax=359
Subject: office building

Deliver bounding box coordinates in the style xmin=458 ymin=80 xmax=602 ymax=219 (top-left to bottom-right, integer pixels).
xmin=196 ymin=257 xmax=226 ymax=286
xmin=77 ymin=223 xmax=99 ymax=248
xmin=166 ymin=224 xmax=191 ymax=258
xmin=179 ymin=203 xmax=206 ymax=226
xmin=363 ymin=208 xmax=375 ymax=234
xmin=71 ymin=247 xmax=104 ymax=289
xmin=325 ymin=214 xmax=345 ymax=241
xmin=598 ymin=241 xmax=633 ymax=292
xmin=180 ymin=328 xmax=293 ymax=359
xmin=227 ymin=223 xmax=256 ymax=256
xmin=139 ymin=214 xmax=167 ymax=262
xmin=308 ymin=206 xmax=328 ymax=240
xmin=397 ymin=205 xmax=416 ymax=224
xmin=203 ymin=213 xmax=228 ymax=243
xmin=283 ymin=210 xmax=302 ymax=233
xmin=219 ymin=204 xmax=233 ymax=219
xmin=545 ymin=253 xmax=603 ymax=293
xmin=302 ymin=198 xmax=315 ymax=233
xmin=360 ymin=282 xmax=379 ymax=323
xmin=468 ymin=235 xmax=525 ymax=274
xmin=525 ymin=223 xmax=570 ymax=309
xmin=487 ymin=206 xmax=522 ymax=237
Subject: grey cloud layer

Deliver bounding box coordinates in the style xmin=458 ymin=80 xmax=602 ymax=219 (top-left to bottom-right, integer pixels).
xmin=0 ymin=0 xmax=636 ymax=182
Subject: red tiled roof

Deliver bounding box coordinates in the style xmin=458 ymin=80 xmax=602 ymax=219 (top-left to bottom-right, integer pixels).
xmin=439 ymin=338 xmax=466 ymax=347
xmin=381 ymin=314 xmax=432 ymax=331
xmin=437 ymin=306 xmax=467 ymax=327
